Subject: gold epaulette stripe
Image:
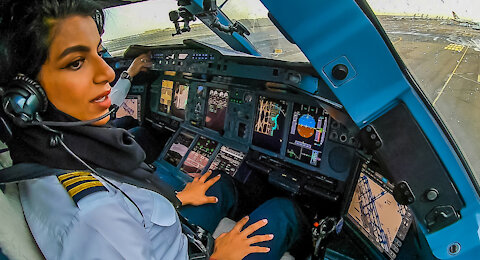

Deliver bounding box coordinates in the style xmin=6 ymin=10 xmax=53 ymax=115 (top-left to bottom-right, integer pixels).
xmin=67 ymin=181 xmax=105 ymax=197
xmin=62 ymin=176 xmax=98 ymax=188
xmin=57 ymin=171 xmax=108 ymax=205
xmin=57 ymin=171 xmax=91 ymax=181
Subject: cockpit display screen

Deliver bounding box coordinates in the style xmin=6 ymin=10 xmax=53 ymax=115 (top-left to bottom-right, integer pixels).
xmin=205 ymin=88 xmax=229 ymax=131
xmin=116 ymin=95 xmax=141 ymax=121
xmin=181 ymin=136 xmax=218 ymax=178
xmin=208 ymin=146 xmax=246 ymax=177
xmin=286 ymin=104 xmax=328 ymax=166
xmin=164 ymin=130 xmax=196 ymax=167
xmin=159 ymin=80 xmax=174 ymax=114
xmin=346 ymin=164 xmax=412 ymax=259
xmin=172 ymin=83 xmax=189 ymax=119
xmin=252 ymin=96 xmax=288 ymax=153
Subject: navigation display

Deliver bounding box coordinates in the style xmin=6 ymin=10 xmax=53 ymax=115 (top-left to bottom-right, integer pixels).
xmin=159 ymin=80 xmax=174 ymax=113
xmin=347 ymin=164 xmax=412 ymax=259
xmin=252 ymin=96 xmax=288 ymax=153
xmin=286 ymin=104 xmax=328 ymax=166
xmin=181 ymin=136 xmax=218 ymax=178
xmin=164 ymin=130 xmax=195 ymax=167
xmin=205 ymin=88 xmax=229 ymax=131
xmin=116 ymin=95 xmax=141 ymax=121
xmin=208 ymin=146 xmax=246 ymax=177
xmin=172 ymin=83 xmax=189 ymax=119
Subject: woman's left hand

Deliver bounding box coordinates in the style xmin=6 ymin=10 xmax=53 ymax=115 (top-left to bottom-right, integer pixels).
xmin=176 ymin=171 xmax=221 ymax=206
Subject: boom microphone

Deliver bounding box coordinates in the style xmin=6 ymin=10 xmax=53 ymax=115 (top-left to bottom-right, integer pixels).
xmin=30 ymin=104 xmax=119 ymax=127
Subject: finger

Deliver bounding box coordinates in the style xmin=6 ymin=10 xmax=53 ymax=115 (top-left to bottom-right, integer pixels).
xmin=205 ymin=196 xmax=218 ymax=204
xmin=247 ymin=234 xmax=274 ymax=244
xmin=248 ymin=246 xmax=270 ymax=254
xmin=193 ymin=176 xmax=200 ymax=183
xmin=205 ymin=173 xmax=221 ymax=187
xmin=199 ymin=170 xmax=212 ymax=183
xmin=233 ymin=216 xmax=249 ymax=232
xmin=242 ymin=219 xmax=268 ymax=236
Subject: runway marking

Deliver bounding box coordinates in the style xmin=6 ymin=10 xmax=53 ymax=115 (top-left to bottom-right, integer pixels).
xmin=454 ymin=73 xmax=480 ymax=85
xmin=444 ymin=44 xmax=464 ymax=52
xmin=392 ymin=37 xmax=402 ymax=45
xmin=478 ymin=74 xmax=480 ymax=83
xmin=433 ymin=46 xmax=469 ymax=106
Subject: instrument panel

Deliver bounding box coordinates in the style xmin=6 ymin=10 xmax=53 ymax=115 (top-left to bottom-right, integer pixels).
xmin=124 ymin=40 xmax=357 ymax=198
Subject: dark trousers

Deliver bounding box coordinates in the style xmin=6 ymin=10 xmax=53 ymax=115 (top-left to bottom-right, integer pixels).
xmin=154 ymin=169 xmax=301 ymax=260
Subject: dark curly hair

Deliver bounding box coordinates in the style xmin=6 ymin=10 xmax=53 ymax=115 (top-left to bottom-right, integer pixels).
xmin=0 ymin=0 xmax=104 ymax=86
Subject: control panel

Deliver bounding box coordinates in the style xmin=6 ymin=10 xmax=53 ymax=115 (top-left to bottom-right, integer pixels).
xmin=125 ymin=40 xmax=357 ymax=202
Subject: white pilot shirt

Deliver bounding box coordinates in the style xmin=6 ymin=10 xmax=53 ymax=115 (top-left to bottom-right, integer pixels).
xmin=19 ymin=175 xmax=188 ymax=260
xmin=18 ymin=78 xmax=189 ymax=260
xmin=110 ymin=78 xmax=132 ymax=107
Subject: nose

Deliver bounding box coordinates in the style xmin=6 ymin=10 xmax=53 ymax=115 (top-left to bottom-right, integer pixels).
xmin=93 ymin=54 xmax=115 ymax=85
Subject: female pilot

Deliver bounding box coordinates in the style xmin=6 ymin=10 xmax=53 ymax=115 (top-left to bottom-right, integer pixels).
xmin=0 ymin=0 xmax=304 ymax=259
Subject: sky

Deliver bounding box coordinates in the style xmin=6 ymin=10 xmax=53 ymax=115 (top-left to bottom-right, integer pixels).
xmin=368 ymin=0 xmax=480 ymax=20
xmin=103 ymin=0 xmax=479 ymax=41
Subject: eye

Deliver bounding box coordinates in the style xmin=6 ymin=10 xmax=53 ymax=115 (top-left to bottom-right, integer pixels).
xmin=98 ymin=46 xmax=107 ymax=57
xmin=67 ymin=59 xmax=84 ymax=70
xmin=97 ymin=50 xmax=107 ymax=57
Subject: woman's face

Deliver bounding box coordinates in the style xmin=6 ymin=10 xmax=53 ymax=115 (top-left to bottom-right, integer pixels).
xmin=38 ymin=15 xmax=115 ymax=125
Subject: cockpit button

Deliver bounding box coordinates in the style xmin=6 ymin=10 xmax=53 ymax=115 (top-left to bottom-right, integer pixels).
xmin=425 ymin=188 xmax=439 ymax=201
xmin=332 ymin=64 xmax=348 ymax=80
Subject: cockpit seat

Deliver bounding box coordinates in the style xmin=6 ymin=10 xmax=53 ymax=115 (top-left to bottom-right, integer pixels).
xmin=0 ymin=183 xmax=44 ymax=259
xmin=0 ymin=140 xmax=43 ymax=260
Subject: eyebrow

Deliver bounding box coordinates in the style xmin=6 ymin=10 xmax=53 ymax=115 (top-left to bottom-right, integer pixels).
xmin=58 ymin=45 xmax=90 ymax=60
xmin=57 ymin=40 xmax=103 ymax=60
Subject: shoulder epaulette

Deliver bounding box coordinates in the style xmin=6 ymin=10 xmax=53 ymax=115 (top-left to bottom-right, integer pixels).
xmin=57 ymin=171 xmax=108 ymax=205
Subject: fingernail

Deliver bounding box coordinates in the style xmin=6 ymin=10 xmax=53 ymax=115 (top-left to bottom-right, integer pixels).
xmin=269 ymin=234 xmax=274 ymax=239
xmin=262 ymin=219 xmax=268 ymax=224
xmin=215 ymin=197 xmax=218 ymax=202
xmin=244 ymin=216 xmax=249 ymax=220
xmin=266 ymin=248 xmax=271 ymax=252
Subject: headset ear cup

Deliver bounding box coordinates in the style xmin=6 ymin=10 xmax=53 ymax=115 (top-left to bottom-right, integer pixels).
xmin=1 ymin=74 xmax=48 ymax=125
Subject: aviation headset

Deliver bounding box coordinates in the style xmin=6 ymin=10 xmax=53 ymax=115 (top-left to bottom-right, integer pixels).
xmin=1 ymin=73 xmax=118 ymax=128
xmin=1 ymin=74 xmax=48 ymax=127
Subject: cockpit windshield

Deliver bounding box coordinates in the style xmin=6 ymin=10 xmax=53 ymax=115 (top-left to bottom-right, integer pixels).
xmin=102 ymin=0 xmax=308 ymax=62
xmin=220 ymin=0 xmax=309 ymax=62
xmin=103 ymin=1 xmax=231 ymax=57
xmin=366 ymin=0 xmax=480 ymax=182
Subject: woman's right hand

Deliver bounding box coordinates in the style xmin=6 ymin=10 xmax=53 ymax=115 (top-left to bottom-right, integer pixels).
xmin=210 ymin=216 xmax=274 ymax=260
xmin=126 ymin=52 xmax=152 ymax=78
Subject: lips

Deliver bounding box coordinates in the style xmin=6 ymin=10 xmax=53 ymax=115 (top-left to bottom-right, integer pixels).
xmin=92 ymin=95 xmax=107 ymax=103
xmin=91 ymin=89 xmax=111 ymax=109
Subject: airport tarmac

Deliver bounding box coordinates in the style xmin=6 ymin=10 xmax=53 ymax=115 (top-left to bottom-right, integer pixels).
xmin=104 ymin=15 xmax=480 ymax=183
